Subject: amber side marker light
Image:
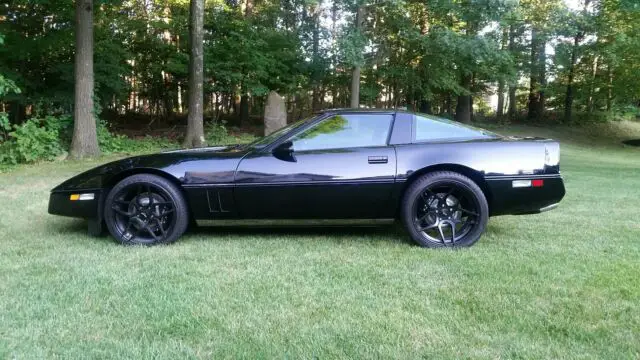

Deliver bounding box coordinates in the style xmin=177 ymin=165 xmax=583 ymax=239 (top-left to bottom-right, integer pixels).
xmin=69 ymin=193 xmax=95 ymax=201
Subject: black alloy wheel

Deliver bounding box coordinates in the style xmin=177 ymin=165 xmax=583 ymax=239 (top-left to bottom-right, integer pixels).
xmin=104 ymin=174 xmax=189 ymax=245
xmin=401 ymin=171 xmax=488 ymax=248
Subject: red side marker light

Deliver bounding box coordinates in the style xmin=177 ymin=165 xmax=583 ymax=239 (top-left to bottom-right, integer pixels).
xmin=532 ymin=179 xmax=544 ymax=187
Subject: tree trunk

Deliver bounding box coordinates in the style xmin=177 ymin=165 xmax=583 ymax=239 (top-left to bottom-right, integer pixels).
xmin=538 ymin=39 xmax=547 ymax=116
xmin=70 ymin=0 xmax=100 ymax=159
xmin=456 ymin=74 xmax=472 ymax=123
xmin=564 ymin=34 xmax=580 ymax=123
xmin=311 ymin=4 xmax=321 ymax=111
xmin=507 ymin=25 xmax=518 ymax=120
xmin=587 ymin=55 xmax=598 ymax=113
xmin=350 ymin=67 xmax=361 ymax=108
xmin=606 ymin=63 xmax=614 ymax=111
xmin=331 ymin=1 xmax=339 ymax=108
xmin=350 ymin=5 xmax=364 ymax=108
xmin=565 ymin=0 xmax=590 ymax=122
xmin=528 ymin=28 xmax=545 ymax=121
xmin=456 ymin=95 xmax=472 ymax=124
xmin=443 ymin=94 xmax=452 ymax=116
xmin=240 ymin=92 xmax=249 ymax=126
xmin=183 ymin=0 xmax=206 ymax=148
xmin=496 ymin=26 xmax=508 ymax=118
xmin=527 ymin=28 xmax=539 ymax=120
xmin=419 ymin=99 xmax=432 ymax=114
xmin=8 ymin=102 xmax=26 ymax=125
xmin=508 ymin=86 xmax=517 ymax=119
xmin=244 ymin=0 xmax=254 ymax=18
xmin=456 ymin=20 xmax=477 ymax=124
xmin=497 ymin=80 xmax=505 ymax=118
xmin=264 ymin=91 xmax=287 ymax=135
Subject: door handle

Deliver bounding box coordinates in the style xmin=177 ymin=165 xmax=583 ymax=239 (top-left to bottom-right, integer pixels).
xmin=368 ymin=156 xmax=388 ymax=164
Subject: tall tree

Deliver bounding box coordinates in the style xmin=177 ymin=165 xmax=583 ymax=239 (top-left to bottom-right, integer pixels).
xmin=310 ymin=1 xmax=323 ymax=111
xmin=350 ymin=4 xmax=364 ymax=108
xmin=563 ymin=0 xmax=591 ymax=122
xmin=527 ymin=27 xmax=545 ymax=120
xmin=183 ymin=0 xmax=206 ymax=148
xmin=70 ymin=0 xmax=100 ymax=159
xmin=496 ymin=26 xmax=509 ymax=118
xmin=522 ymin=0 xmax=561 ymax=121
xmin=507 ymin=24 xmax=519 ymax=120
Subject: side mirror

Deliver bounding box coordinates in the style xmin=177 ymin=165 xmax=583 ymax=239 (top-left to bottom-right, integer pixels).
xmin=272 ymin=140 xmax=296 ymax=162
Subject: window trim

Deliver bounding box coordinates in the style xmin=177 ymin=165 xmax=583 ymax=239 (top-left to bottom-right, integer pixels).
xmin=388 ymin=111 xmax=413 ymax=145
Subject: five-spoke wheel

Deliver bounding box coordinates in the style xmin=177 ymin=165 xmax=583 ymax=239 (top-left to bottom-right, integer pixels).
xmin=401 ymin=171 xmax=488 ymax=247
xmin=104 ymin=174 xmax=189 ymax=245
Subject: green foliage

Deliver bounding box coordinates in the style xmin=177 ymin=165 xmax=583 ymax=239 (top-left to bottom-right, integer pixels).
xmin=0 ymin=116 xmax=64 ymax=165
xmin=205 ymin=121 xmax=229 ymax=144
xmin=296 ymin=115 xmax=347 ymax=140
xmin=0 ymin=74 xmax=20 ymax=98
xmin=205 ymin=121 xmax=258 ymax=145
xmin=0 ymin=34 xmax=20 ymax=98
xmin=0 ymin=114 xmax=178 ymax=166
xmin=1 ymin=0 xmax=640 ymax=142
xmin=0 ymin=112 xmax=10 ymax=141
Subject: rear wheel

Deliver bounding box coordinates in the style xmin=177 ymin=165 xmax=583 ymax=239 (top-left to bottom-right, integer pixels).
xmin=401 ymin=171 xmax=488 ymax=248
xmin=104 ymin=174 xmax=189 ymax=245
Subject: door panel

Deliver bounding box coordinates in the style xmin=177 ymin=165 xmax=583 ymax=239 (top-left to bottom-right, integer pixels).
xmin=234 ymin=146 xmax=396 ymax=219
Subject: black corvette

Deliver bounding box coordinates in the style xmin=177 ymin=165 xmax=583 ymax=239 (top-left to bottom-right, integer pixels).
xmin=49 ymin=109 xmax=565 ymax=247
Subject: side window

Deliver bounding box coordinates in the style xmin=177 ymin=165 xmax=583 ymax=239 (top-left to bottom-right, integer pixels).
xmin=414 ymin=115 xmax=495 ymax=142
xmin=290 ymin=114 xmax=393 ymax=151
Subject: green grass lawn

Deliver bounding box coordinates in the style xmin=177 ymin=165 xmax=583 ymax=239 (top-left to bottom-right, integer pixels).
xmin=1 ymin=123 xmax=639 ymax=359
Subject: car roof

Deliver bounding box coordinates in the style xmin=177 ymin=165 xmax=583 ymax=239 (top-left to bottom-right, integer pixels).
xmin=316 ymin=108 xmax=408 ymax=115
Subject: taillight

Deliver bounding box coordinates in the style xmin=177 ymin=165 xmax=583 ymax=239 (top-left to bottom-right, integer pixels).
xmin=512 ymin=179 xmax=544 ymax=188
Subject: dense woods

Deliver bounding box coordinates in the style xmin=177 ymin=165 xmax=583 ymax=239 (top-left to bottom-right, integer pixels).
xmin=1 ymin=0 xmax=640 ymax=158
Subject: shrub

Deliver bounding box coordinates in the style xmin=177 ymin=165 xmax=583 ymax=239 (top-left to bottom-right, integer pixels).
xmin=0 ymin=115 xmax=176 ymax=166
xmin=205 ymin=121 xmax=258 ymax=145
xmin=0 ymin=116 xmax=65 ymax=165
xmin=205 ymin=121 xmax=229 ymax=144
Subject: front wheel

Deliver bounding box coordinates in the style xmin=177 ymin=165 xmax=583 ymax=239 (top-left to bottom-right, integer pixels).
xmin=400 ymin=171 xmax=489 ymax=248
xmin=104 ymin=174 xmax=189 ymax=245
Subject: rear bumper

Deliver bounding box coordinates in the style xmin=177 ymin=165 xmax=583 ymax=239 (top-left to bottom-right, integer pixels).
xmin=486 ymin=175 xmax=565 ymax=216
xmin=48 ymin=190 xmax=102 ymax=219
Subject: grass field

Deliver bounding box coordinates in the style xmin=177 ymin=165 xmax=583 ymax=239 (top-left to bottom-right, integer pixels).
xmin=1 ymin=122 xmax=639 ymax=359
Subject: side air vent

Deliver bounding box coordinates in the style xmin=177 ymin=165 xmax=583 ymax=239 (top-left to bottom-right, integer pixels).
xmin=207 ymin=189 xmax=232 ymax=213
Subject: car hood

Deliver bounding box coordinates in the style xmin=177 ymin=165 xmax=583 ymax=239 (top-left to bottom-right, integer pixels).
xmin=52 ymin=144 xmax=252 ymax=192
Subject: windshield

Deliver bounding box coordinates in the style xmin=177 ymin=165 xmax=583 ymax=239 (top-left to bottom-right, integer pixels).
xmin=246 ymin=115 xmax=318 ymax=148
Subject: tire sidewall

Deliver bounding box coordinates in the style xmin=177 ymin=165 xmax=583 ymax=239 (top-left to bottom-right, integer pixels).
xmin=401 ymin=172 xmax=489 ymax=248
xmin=104 ymin=174 xmax=189 ymax=245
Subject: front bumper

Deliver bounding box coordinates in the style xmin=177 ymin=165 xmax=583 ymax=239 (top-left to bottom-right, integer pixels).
xmin=538 ymin=203 xmax=559 ymax=213
xmin=48 ymin=190 xmax=102 ymax=219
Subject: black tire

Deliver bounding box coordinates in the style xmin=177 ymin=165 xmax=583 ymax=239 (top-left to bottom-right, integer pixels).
xmin=400 ymin=171 xmax=489 ymax=248
xmin=104 ymin=174 xmax=189 ymax=245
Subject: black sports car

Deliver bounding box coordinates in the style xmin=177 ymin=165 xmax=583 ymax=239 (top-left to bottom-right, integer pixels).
xmin=49 ymin=109 xmax=565 ymax=247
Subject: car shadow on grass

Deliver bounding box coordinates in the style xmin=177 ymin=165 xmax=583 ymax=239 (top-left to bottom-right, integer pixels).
xmin=49 ymin=218 xmax=88 ymax=235
xmin=49 ymin=218 xmax=412 ymax=246
xmin=184 ymin=224 xmax=412 ymax=246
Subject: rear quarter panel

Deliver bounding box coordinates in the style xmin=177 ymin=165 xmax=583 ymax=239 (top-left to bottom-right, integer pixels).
xmin=393 ymin=139 xmax=565 ymax=216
